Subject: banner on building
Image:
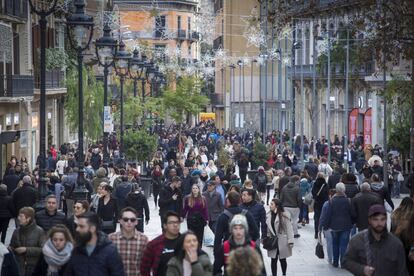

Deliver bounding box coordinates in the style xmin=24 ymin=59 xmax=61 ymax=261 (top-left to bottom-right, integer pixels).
xmin=103 ymin=106 xmax=113 ymax=133
xmin=364 ymin=108 xmax=372 ymax=146
xmin=348 ymin=108 xmax=359 ymax=143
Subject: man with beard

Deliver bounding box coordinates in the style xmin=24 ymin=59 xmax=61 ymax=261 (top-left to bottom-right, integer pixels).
xmin=65 ymin=212 xmax=125 ymax=276
xmin=343 ymin=204 xmax=409 ymax=275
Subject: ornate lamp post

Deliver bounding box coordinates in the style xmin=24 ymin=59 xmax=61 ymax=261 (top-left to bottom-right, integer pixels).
xmin=145 ymin=62 xmax=156 ymax=97
xmin=113 ymin=41 xmax=131 ymax=156
xmin=129 ymin=48 xmax=145 ymax=98
xmin=28 ymin=0 xmax=57 ymax=209
xmin=66 ymin=0 xmax=94 ymax=200
xmin=95 ymin=23 xmax=117 ymax=165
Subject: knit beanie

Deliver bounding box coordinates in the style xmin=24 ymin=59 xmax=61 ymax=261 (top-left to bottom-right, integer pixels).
xmin=230 ymin=214 xmax=249 ymax=232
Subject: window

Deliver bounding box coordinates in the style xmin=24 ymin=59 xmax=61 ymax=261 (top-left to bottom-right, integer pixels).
xmin=155 ymin=15 xmax=166 ymax=38
xmin=177 ymin=16 xmax=181 ymax=30
xmin=154 ymin=44 xmax=166 ymax=61
xmin=188 ymin=17 xmax=191 ymax=32
xmin=188 ymin=45 xmax=192 ymax=57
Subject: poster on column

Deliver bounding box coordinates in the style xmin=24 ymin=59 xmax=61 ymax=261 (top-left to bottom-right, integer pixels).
xmin=348 ymin=108 xmax=359 ymax=144
xmin=364 ymin=108 xmax=372 ymax=146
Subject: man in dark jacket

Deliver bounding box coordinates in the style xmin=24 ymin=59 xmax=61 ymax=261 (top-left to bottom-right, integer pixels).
xmin=35 ymin=194 xmax=66 ymax=232
xmin=343 ymin=204 xmax=409 ymax=276
xmin=342 ymin=173 xmax=359 ymax=199
xmin=65 ymin=212 xmax=125 ymax=276
xmin=327 ymin=166 xmax=342 ymax=189
xmin=158 ymin=176 xmax=182 ymax=227
xmin=3 ymin=169 xmax=20 ymax=196
xmin=304 ymin=157 xmax=318 ymax=180
xmin=278 ymin=167 xmax=292 ymax=193
xmin=202 ymin=181 xmax=224 ymax=232
xmin=12 ymin=175 xmax=37 ymax=214
xmin=125 ymin=186 xmax=150 ymax=233
xmin=0 ymin=185 xmax=15 ymax=243
xmin=280 ymin=175 xmax=302 ymax=238
xmin=240 ymin=189 xmax=267 ymax=239
xmin=351 ymin=183 xmax=383 ymax=231
xmin=90 ymin=148 xmax=102 ymax=171
xmin=213 ymin=191 xmax=259 ymax=260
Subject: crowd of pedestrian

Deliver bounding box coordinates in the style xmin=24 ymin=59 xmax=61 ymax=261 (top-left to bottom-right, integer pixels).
xmin=0 ymin=121 xmax=413 ymax=276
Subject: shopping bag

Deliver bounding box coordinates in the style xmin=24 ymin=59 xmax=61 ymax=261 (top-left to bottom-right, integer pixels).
xmin=203 ymin=225 xmax=215 ymax=247
xmin=181 ymin=219 xmax=188 ymax=232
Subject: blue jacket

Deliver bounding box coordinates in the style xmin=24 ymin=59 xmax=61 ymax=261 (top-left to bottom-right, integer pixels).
xmin=65 ymin=232 xmax=125 ymax=276
xmin=299 ymin=178 xmax=311 ymax=198
xmin=240 ymin=201 xmax=267 ymax=239
xmin=323 ymin=195 xmax=353 ymax=231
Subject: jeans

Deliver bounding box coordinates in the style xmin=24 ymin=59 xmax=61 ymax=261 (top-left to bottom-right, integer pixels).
xmin=331 ymin=230 xmax=350 ymax=266
xmin=299 ymin=204 xmax=309 ymax=222
xmin=284 ymin=207 xmax=300 ymax=235
xmin=323 ymin=229 xmax=333 ymax=263
xmin=392 ymin=180 xmax=401 ymax=198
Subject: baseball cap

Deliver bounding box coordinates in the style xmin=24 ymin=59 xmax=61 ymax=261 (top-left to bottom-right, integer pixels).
xmin=368 ymin=204 xmax=386 ymax=217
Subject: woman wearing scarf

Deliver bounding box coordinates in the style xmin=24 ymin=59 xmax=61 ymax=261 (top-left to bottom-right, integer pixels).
xmin=33 ymin=225 xmax=74 ymax=276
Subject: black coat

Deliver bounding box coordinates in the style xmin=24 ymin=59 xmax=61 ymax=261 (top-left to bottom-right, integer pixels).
xmin=351 ymin=191 xmax=383 ymax=230
xmin=327 ymin=172 xmax=341 ymax=189
xmin=64 ymin=232 xmax=125 ymax=276
xmin=125 ymin=192 xmax=150 ymax=221
xmin=12 ymin=183 xmax=37 ymax=214
xmin=311 ymin=178 xmax=329 ymax=211
xmin=304 ymin=162 xmax=318 ymax=180
xmin=0 ymin=190 xmax=15 ymax=219
xmin=35 ymin=210 xmax=67 ymax=232
xmin=158 ymin=185 xmax=182 ymax=217
xmin=33 ymin=252 xmax=68 ymax=276
xmin=0 ymin=248 xmax=19 ymax=276
xmin=3 ymin=174 xmax=20 ymax=195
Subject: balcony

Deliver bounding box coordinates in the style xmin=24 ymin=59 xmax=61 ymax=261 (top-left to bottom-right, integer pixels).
xmin=0 ymin=0 xmax=28 ymax=23
xmin=0 ymin=75 xmax=34 ymax=97
xmin=287 ymin=0 xmax=363 ymax=16
xmin=35 ymin=69 xmax=65 ymax=89
xmin=213 ymin=36 xmax=223 ymax=50
xmin=290 ymin=61 xmax=375 ymax=79
xmin=177 ymin=29 xmax=187 ymax=40
xmin=210 ymin=93 xmax=225 ymax=107
xmin=189 ymin=31 xmax=200 ymax=42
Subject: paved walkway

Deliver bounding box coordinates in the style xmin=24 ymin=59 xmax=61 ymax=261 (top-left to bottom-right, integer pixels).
xmin=4 ymin=195 xmax=405 ymax=276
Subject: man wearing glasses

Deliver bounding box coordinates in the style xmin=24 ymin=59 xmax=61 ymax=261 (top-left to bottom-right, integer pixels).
xmin=109 ymin=207 xmax=148 ymax=276
xmin=140 ymin=211 xmax=181 ymax=276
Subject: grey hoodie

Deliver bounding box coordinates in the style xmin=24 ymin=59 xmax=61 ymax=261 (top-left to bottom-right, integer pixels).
xmin=280 ymin=182 xmax=302 ymax=208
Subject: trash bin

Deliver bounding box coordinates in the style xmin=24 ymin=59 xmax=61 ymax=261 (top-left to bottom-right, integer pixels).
xmin=140 ymin=177 xmax=152 ymax=199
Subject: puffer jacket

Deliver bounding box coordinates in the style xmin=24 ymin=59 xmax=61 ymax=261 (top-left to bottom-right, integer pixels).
xmin=125 ymin=191 xmax=150 ymax=220
xmin=10 ymin=220 xmax=45 ymax=276
xmin=35 ymin=209 xmax=66 ymax=232
xmin=65 ymin=232 xmax=125 ymax=276
xmin=344 ymin=182 xmax=360 ymax=199
xmin=0 ymin=189 xmax=15 ymax=219
xmin=166 ymin=252 xmax=212 ymax=276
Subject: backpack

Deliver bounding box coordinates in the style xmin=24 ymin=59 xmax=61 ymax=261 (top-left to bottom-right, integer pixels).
xmin=223 ymin=239 xmax=256 ymax=264
xmin=223 ymin=209 xmax=248 ymax=222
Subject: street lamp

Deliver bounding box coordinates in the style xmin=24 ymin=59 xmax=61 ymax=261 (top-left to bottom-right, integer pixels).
xmin=113 ymin=41 xmax=131 ymax=157
xmin=145 ymin=62 xmax=156 ymax=97
xmin=129 ymin=48 xmax=145 ymax=98
xmin=28 ymin=0 xmax=57 ymax=209
xmin=66 ymin=0 xmax=94 ymax=200
xmin=95 ymin=23 xmax=117 ymax=165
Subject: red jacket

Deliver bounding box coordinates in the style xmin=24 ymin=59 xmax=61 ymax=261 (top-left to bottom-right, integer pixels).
xmin=140 ymin=234 xmax=166 ymax=276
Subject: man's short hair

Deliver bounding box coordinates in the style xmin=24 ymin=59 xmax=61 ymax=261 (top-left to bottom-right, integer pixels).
xmin=290 ymin=175 xmax=300 ymax=183
xmin=336 ymin=182 xmax=346 ymax=193
xmin=171 ymin=176 xmax=181 ymax=183
xmin=45 ymin=194 xmax=57 ymax=202
xmin=19 ymin=207 xmax=35 ymax=221
xmin=119 ymin=207 xmax=137 ymax=219
xmin=162 ymin=211 xmax=180 ymax=225
xmin=226 ymin=191 xmax=241 ymax=206
xmin=78 ymin=211 xmax=101 ymax=231
xmin=371 ymin=174 xmax=380 ymax=182
xmin=241 ymin=188 xmax=256 ymax=199
xmin=360 ymin=182 xmax=371 ymax=192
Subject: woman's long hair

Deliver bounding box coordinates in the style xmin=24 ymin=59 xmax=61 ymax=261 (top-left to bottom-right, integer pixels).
xmin=392 ymin=197 xmax=414 ymax=235
xmin=271 ymin=198 xmax=286 ymax=234
xmin=187 ymin=184 xmax=205 ymax=208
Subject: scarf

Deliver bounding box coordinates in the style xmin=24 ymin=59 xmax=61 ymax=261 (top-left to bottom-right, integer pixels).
xmin=43 ymin=239 xmax=73 ymax=276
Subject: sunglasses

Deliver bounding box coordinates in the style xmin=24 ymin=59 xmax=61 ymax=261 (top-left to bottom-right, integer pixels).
xmin=122 ymin=217 xmax=137 ymax=223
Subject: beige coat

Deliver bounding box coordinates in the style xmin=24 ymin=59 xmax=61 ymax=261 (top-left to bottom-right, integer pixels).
xmin=265 ymin=211 xmax=294 ymax=259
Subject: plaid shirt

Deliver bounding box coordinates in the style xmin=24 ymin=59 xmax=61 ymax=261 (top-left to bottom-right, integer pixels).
xmin=108 ymin=230 xmax=148 ymax=276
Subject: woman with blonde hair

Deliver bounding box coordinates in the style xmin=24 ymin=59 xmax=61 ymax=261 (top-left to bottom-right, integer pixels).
xmin=182 ymin=184 xmax=209 ymax=246
xmin=226 ymin=246 xmax=264 ymax=276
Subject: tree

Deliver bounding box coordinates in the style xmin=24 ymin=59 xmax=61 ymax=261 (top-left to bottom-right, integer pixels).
xmin=251 ymin=138 xmax=268 ymax=169
xmin=123 ymin=129 xmax=158 ymax=163
xmin=162 ymin=76 xmax=210 ymax=124
xmin=64 ymin=66 xmax=104 ymax=143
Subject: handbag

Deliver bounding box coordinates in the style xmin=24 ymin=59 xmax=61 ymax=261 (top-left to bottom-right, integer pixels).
xmin=101 ymin=220 xmax=114 ymax=230
xmin=263 ymin=234 xmax=278 ymax=250
xmin=303 ymin=192 xmax=313 ymax=206
xmin=315 ymin=232 xmax=324 ymax=259
xmin=203 ymin=225 xmax=215 ymax=247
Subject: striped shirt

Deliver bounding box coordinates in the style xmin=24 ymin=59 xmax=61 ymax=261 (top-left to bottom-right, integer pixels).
xmin=109 ymin=230 xmax=148 ymax=276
